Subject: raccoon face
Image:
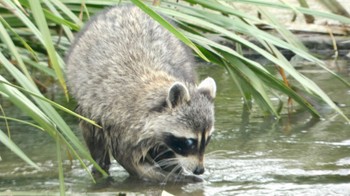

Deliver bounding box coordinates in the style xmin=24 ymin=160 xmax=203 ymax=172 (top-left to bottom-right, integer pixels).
xmin=147 ymin=77 xmax=216 ymax=176
xmin=148 ymin=128 xmax=213 ymax=176
xmin=163 ymin=131 xmax=212 ymax=175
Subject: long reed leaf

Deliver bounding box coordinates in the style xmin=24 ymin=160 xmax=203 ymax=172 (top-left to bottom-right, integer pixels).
xmin=0 ymin=15 xmax=39 ymax=62
xmin=56 ymin=135 xmax=66 ymax=196
xmin=0 ymin=116 xmax=45 ymax=131
xmin=0 ymin=129 xmax=40 ymax=170
xmin=257 ymin=6 xmax=307 ymax=51
xmin=49 ymin=0 xmax=84 ymax=27
xmin=224 ymin=55 xmax=278 ymax=115
xmin=131 ymin=0 xmax=209 ymax=61
xmin=0 ymin=81 xmax=101 ymax=128
xmin=22 ymin=57 xmax=57 ymax=78
xmin=28 ymin=1 xmax=68 ymax=97
xmin=0 ymin=17 xmax=33 ymax=81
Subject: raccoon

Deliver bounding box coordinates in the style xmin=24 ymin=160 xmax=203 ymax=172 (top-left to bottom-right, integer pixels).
xmin=65 ymin=5 xmax=216 ymax=182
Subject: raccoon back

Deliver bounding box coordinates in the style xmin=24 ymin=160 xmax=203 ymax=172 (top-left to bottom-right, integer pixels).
xmin=65 ymin=5 xmax=196 ymax=119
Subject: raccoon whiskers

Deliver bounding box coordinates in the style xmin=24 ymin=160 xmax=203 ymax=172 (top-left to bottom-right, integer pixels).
xmin=152 ymin=147 xmax=173 ymax=161
xmin=142 ymin=145 xmax=181 ymax=174
xmin=139 ymin=157 xmax=180 ymax=182
xmin=163 ymin=163 xmax=184 ymax=183
xmin=156 ymin=157 xmax=179 ymax=170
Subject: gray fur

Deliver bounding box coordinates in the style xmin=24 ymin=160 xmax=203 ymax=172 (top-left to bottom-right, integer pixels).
xmin=65 ymin=5 xmax=216 ymax=182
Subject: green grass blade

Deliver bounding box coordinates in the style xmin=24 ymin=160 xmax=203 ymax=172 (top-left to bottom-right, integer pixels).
xmin=130 ymin=0 xmax=209 ymax=61
xmin=155 ymin=6 xmax=273 ymax=70
xmin=16 ymin=0 xmax=80 ymax=32
xmin=0 ymin=15 xmax=39 ymax=62
xmin=0 ymin=116 xmax=45 ymax=131
xmin=56 ymin=135 xmax=66 ymax=196
xmin=28 ymin=1 xmax=68 ymax=97
xmin=0 ymin=76 xmax=56 ymax=137
xmin=224 ymin=56 xmax=278 ymax=116
xmin=257 ymin=6 xmax=307 ymax=51
xmin=0 ymin=16 xmax=33 ymax=81
xmin=0 ymin=81 xmax=101 ymax=128
xmin=0 ymin=129 xmax=40 ymax=170
xmin=55 ymin=130 xmax=97 ymax=183
xmin=0 ymin=105 xmax=11 ymax=138
xmin=49 ymin=0 xmax=84 ymax=27
xmin=43 ymin=1 xmax=80 ymax=35
xmin=22 ymin=57 xmax=57 ymax=78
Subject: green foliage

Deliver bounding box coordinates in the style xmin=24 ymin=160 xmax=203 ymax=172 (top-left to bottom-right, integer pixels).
xmin=0 ymin=0 xmax=349 ymax=194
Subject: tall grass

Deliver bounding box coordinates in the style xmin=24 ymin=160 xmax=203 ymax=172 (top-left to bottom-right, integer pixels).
xmin=0 ymin=0 xmax=349 ymax=194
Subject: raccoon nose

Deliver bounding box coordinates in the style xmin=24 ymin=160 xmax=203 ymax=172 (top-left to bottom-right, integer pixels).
xmin=193 ymin=166 xmax=205 ymax=175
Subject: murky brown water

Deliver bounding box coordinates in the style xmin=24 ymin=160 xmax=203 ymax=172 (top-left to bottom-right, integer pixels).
xmin=0 ymin=58 xmax=349 ymax=195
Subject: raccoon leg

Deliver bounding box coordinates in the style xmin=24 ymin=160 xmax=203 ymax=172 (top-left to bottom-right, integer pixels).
xmin=80 ymin=120 xmax=111 ymax=177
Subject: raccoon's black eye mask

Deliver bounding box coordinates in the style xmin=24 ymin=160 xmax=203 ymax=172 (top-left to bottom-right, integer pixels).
xmin=164 ymin=134 xmax=198 ymax=156
xmin=145 ymin=134 xmax=199 ymax=173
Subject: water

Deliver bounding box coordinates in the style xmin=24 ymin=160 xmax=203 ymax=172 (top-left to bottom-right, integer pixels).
xmin=0 ymin=58 xmax=349 ymax=195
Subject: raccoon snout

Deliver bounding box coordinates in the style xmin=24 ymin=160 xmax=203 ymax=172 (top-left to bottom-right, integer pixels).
xmin=193 ymin=165 xmax=205 ymax=175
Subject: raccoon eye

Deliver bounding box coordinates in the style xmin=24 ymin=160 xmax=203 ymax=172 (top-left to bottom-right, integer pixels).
xmin=176 ymin=139 xmax=196 ymax=153
xmin=185 ymin=139 xmax=196 ymax=149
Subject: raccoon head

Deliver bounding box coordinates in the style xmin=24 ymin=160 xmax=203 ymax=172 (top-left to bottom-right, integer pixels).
xmin=147 ymin=77 xmax=216 ymax=177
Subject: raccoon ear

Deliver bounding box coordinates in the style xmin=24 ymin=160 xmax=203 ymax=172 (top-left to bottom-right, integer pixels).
xmin=198 ymin=77 xmax=216 ymax=100
xmin=167 ymin=82 xmax=191 ymax=108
